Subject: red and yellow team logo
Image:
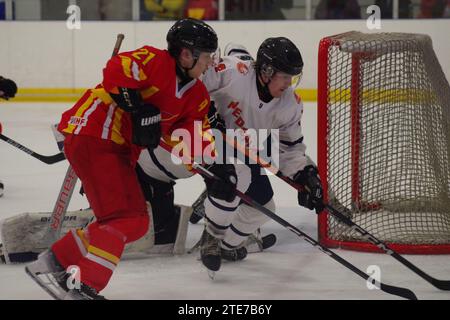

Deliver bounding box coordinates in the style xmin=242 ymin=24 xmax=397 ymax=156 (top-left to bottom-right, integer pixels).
xmin=215 ymin=63 xmax=226 ymax=72
xmin=236 ymin=62 xmax=249 ymax=75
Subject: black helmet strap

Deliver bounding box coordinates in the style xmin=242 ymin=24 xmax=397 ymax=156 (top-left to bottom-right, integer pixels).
xmin=174 ymin=47 xmax=200 ymax=86
xmin=256 ymin=67 xmax=274 ymax=103
xmin=175 ymin=61 xmax=193 ymax=87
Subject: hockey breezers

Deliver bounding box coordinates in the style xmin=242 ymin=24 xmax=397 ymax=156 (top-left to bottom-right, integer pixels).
xmin=0 ymin=133 xmax=65 ymax=165
xmin=191 ymin=163 xmax=417 ymax=300
xmin=223 ymin=132 xmax=450 ymax=291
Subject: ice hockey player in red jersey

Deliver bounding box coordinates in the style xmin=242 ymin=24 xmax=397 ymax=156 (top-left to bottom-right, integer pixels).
xmin=0 ymin=75 xmax=18 ymax=197
xmin=24 ymin=18 xmax=228 ymax=300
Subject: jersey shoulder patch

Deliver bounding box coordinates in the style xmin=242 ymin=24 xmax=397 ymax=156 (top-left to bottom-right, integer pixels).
xmin=217 ymin=56 xmax=252 ymax=76
xmin=236 ymin=61 xmax=249 ymax=75
xmin=214 ymin=62 xmax=227 ymax=72
xmin=294 ymin=90 xmax=302 ymax=104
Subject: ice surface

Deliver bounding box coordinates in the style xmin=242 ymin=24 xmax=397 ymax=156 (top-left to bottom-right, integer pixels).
xmin=0 ymin=102 xmax=449 ymax=300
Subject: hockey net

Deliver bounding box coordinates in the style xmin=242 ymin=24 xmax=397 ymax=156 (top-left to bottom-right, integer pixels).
xmin=317 ymin=31 xmax=450 ymax=254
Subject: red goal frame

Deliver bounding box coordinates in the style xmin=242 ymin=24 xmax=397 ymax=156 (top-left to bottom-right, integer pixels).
xmin=317 ymin=35 xmax=450 ymax=254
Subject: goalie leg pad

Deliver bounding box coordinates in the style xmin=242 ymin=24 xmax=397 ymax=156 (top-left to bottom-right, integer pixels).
xmin=173 ymin=205 xmax=193 ymax=254
xmin=137 ymin=204 xmax=193 ymax=255
xmin=0 ymin=210 xmax=93 ymax=264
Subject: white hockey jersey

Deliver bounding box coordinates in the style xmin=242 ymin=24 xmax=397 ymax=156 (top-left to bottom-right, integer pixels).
xmin=138 ymin=55 xmax=314 ymax=181
xmin=201 ymin=56 xmax=314 ymax=179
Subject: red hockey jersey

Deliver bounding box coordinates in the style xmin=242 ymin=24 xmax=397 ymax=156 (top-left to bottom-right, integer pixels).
xmin=58 ymin=46 xmax=213 ymax=163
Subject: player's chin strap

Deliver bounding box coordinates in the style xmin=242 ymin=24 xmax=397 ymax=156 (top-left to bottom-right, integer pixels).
xmin=175 ymin=63 xmax=193 ymax=86
xmin=256 ymin=74 xmax=273 ymax=103
xmin=175 ymin=48 xmax=202 ymax=85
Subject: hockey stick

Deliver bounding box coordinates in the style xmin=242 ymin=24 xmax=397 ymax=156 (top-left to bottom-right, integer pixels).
xmin=187 ymin=190 xmax=277 ymax=252
xmin=157 ymin=140 xmax=416 ymax=299
xmin=45 ymin=33 xmax=125 ymax=245
xmin=191 ymin=162 xmax=417 ymax=300
xmin=220 ymin=131 xmax=450 ymax=291
xmin=189 ymin=189 xmax=207 ymax=224
xmin=0 ymin=133 xmax=65 ymax=164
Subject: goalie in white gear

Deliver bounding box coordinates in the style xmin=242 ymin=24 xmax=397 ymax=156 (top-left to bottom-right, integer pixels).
xmin=197 ymin=37 xmax=325 ymax=273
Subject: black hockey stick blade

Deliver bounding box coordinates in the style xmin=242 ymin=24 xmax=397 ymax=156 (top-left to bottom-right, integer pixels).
xmin=192 ymin=164 xmax=417 ymax=300
xmin=430 ymin=279 xmax=450 ymax=291
xmin=380 ymin=283 xmax=417 ymax=300
xmin=35 ymin=151 xmax=66 ymax=164
xmin=326 ymin=204 xmax=450 ymax=291
xmin=0 ymin=133 xmax=66 ymax=164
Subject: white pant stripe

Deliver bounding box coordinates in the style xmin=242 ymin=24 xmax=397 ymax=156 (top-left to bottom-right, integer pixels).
xmin=85 ymin=253 xmax=116 ymax=272
xmin=71 ymin=229 xmax=87 ymax=256
xmin=102 ymin=103 xmax=115 ymax=140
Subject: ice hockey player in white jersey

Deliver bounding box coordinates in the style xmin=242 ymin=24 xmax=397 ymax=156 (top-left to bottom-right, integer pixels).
xmin=136 ymin=136 xmax=276 ymax=259
xmin=197 ymin=37 xmax=325 ymax=273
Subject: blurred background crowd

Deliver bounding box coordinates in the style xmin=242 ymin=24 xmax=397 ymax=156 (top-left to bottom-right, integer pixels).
xmin=0 ymin=0 xmax=449 ymax=21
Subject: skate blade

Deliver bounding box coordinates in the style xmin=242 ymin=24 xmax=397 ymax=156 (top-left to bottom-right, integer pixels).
xmin=207 ymin=269 xmax=216 ymax=280
xmin=25 ymin=266 xmax=64 ymax=300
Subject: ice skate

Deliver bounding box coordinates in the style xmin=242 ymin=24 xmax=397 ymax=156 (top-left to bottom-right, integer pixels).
xmin=245 ymin=233 xmax=277 ymax=253
xmin=64 ymin=283 xmax=106 ymax=300
xmin=199 ymin=229 xmax=221 ymax=274
xmin=24 ymin=249 xmax=70 ymax=300
xmin=221 ymin=246 xmax=247 ymax=262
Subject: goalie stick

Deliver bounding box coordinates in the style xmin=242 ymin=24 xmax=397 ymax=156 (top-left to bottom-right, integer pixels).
xmin=221 ymin=130 xmax=450 ymax=291
xmin=0 ymin=133 xmax=65 ymax=165
xmin=44 ymin=33 xmax=125 ymax=245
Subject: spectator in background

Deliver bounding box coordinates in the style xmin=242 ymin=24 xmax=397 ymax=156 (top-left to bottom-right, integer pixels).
xmin=0 ymin=1 xmax=5 ymax=20
xmin=417 ymin=0 xmax=447 ymax=18
xmin=184 ymin=0 xmax=218 ymax=20
xmin=444 ymin=0 xmax=450 ymax=17
xmin=98 ymin=0 xmax=132 ymax=20
xmin=144 ymin=0 xmax=185 ymax=20
xmin=375 ymin=0 xmax=412 ymax=18
xmin=315 ymin=0 xmax=361 ymax=19
xmin=225 ymin=0 xmax=290 ymax=20
xmin=40 ymin=0 xmax=132 ymax=20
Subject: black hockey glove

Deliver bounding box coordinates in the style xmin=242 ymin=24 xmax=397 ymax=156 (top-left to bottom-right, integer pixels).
xmin=109 ymin=87 xmax=161 ymax=148
xmin=131 ymin=104 xmax=161 ymax=149
xmin=293 ymin=165 xmax=325 ymax=213
xmin=0 ymin=76 xmax=17 ymax=100
xmin=207 ymin=101 xmax=226 ymax=134
xmin=203 ymin=163 xmax=237 ymax=202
